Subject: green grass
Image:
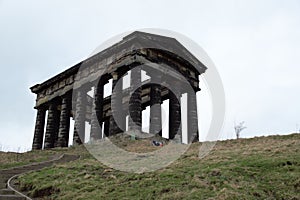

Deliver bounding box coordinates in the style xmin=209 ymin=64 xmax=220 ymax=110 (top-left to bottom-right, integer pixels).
xmin=17 ymin=134 xmax=300 ymax=199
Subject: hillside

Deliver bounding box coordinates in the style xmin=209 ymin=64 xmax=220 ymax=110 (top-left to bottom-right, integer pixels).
xmin=7 ymin=134 xmax=300 ymax=199
xmin=0 ymin=149 xmax=59 ymax=170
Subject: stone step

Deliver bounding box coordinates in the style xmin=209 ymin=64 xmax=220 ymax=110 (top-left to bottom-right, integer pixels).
xmin=0 ymin=194 xmax=26 ymax=200
xmin=0 ymin=189 xmax=15 ymax=195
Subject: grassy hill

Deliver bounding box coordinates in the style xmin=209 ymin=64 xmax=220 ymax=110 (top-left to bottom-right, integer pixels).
xmin=8 ymin=133 xmax=300 ymax=199
xmin=0 ymin=149 xmax=60 ymax=170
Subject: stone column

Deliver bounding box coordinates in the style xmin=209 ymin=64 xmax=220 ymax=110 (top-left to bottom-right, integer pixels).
xmin=44 ymin=102 xmax=60 ymax=149
xmin=188 ymin=91 xmax=199 ymax=143
xmin=109 ymin=72 xmax=125 ymax=135
xmin=149 ymin=75 xmax=162 ymax=136
xmin=169 ymin=89 xmax=182 ymax=140
xmin=90 ymin=81 xmax=104 ymax=141
xmin=32 ymin=107 xmax=46 ymax=150
xmin=104 ymin=118 xmax=110 ymax=137
xmin=73 ymin=89 xmax=87 ymax=145
xmin=128 ymin=67 xmax=142 ymax=132
xmin=56 ymin=94 xmax=71 ymax=147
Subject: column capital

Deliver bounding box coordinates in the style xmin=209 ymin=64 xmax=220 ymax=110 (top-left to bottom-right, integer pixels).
xmin=111 ymin=70 xmax=127 ymax=80
xmin=111 ymin=71 xmax=119 ymax=80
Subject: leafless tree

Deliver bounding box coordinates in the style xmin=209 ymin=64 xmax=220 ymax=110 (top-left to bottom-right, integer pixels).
xmin=234 ymin=121 xmax=246 ymax=139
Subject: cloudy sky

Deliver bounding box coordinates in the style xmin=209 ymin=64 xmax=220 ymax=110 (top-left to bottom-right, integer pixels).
xmin=0 ymin=0 xmax=299 ymax=151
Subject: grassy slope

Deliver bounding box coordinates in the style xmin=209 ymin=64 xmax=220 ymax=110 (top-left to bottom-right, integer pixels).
xmin=0 ymin=149 xmax=61 ymax=170
xmin=18 ymin=134 xmax=300 ymax=200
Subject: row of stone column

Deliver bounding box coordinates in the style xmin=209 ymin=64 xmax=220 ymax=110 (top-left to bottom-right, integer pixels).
xmin=32 ymin=70 xmax=199 ymax=150
xmin=32 ymin=93 xmax=74 ymax=150
xmin=89 ymin=69 xmax=199 ymax=142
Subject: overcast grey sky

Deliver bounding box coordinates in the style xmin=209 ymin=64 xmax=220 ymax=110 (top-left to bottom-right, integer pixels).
xmin=0 ymin=0 xmax=299 ymax=151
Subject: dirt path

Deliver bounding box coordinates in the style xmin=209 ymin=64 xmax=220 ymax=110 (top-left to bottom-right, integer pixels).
xmin=0 ymin=154 xmax=79 ymax=200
